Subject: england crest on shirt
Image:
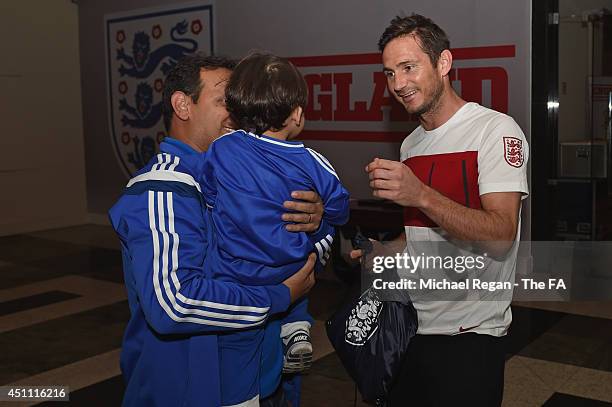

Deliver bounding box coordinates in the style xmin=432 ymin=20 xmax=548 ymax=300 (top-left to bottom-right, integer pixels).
xmin=105 ymin=3 xmax=214 ymax=177
xmin=503 ymin=136 xmax=524 ymax=168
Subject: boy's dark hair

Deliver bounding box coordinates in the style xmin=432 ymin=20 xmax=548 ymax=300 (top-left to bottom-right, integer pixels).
xmin=378 ymin=14 xmax=450 ymax=67
xmin=225 ymin=53 xmax=307 ymax=134
xmin=162 ymin=53 xmax=236 ymax=131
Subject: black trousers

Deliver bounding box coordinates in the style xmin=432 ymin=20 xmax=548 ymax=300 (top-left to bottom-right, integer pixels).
xmin=387 ymin=333 xmax=506 ymax=407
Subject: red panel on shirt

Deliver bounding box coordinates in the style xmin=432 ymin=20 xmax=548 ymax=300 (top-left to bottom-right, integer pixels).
xmin=403 ymin=151 xmax=481 ymax=228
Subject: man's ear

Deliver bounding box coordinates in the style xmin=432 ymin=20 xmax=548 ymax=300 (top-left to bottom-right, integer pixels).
xmin=171 ymin=91 xmax=190 ymax=122
xmin=291 ymin=106 xmax=304 ymax=127
xmin=438 ymin=49 xmax=453 ymax=78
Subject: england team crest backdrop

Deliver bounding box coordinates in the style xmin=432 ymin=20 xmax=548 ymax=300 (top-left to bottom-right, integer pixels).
xmin=105 ymin=3 xmax=214 ymax=177
xmin=80 ymin=0 xmax=530 ymax=236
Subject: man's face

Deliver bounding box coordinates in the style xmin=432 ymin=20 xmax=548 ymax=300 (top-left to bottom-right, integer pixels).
xmin=382 ymin=35 xmax=444 ymax=116
xmin=190 ymin=68 xmax=232 ymax=150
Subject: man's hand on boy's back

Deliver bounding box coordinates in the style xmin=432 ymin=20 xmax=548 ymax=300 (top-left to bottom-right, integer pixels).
xmin=282 ymin=190 xmax=324 ymax=232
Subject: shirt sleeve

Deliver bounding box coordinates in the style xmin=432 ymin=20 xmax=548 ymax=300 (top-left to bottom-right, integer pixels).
xmin=110 ymin=188 xmax=290 ymax=336
xmin=306 ymin=148 xmax=351 ymax=226
xmin=304 ymin=148 xmax=350 ymax=269
xmin=477 ymin=115 xmax=529 ymax=198
xmin=201 ymin=150 xmax=217 ymax=209
xmin=308 ymin=219 xmax=335 ymax=269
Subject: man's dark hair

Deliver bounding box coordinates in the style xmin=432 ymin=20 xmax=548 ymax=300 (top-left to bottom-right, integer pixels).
xmin=225 ymin=53 xmax=307 ymax=134
xmin=162 ymin=53 xmax=236 ymax=131
xmin=378 ymin=14 xmax=450 ymax=66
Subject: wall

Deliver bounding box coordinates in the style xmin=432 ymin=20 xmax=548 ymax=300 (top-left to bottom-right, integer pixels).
xmin=78 ymin=0 xmax=171 ymax=221
xmin=79 ymin=0 xmax=531 ymax=237
xmin=216 ymin=0 xmax=531 ymax=203
xmin=0 ymin=0 xmax=87 ymax=236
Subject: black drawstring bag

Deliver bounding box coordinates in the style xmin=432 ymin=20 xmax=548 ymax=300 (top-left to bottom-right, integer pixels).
xmin=326 ymin=235 xmax=418 ymax=405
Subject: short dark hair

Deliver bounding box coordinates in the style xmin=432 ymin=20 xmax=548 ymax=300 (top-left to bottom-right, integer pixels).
xmin=225 ymin=53 xmax=307 ymax=134
xmin=162 ymin=53 xmax=236 ymax=131
xmin=378 ymin=14 xmax=450 ymax=66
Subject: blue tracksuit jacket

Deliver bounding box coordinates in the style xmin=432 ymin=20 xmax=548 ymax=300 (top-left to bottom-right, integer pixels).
xmin=202 ymin=130 xmax=350 ymax=405
xmin=109 ymin=138 xmax=291 ymax=407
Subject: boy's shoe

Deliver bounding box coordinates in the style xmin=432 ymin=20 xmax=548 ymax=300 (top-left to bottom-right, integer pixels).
xmin=282 ymin=329 xmax=313 ymax=373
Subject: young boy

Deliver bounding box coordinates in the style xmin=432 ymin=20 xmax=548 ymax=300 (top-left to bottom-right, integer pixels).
xmin=202 ymin=53 xmax=350 ymax=405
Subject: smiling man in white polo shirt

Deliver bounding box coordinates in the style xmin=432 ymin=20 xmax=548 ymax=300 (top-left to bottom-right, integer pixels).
xmin=365 ymin=14 xmax=529 ymax=406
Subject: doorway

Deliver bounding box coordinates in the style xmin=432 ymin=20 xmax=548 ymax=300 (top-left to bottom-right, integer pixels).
xmin=532 ymin=0 xmax=612 ymax=241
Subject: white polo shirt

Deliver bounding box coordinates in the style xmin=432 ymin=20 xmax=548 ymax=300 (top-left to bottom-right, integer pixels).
xmin=400 ymin=102 xmax=529 ymax=336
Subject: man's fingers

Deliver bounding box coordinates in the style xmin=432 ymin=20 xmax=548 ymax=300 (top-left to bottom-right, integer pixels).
xmin=290 ymin=190 xmax=321 ymax=203
xmin=305 ymin=252 xmax=317 ymax=267
xmin=295 ymin=253 xmax=316 ymax=275
xmin=302 ymin=253 xmax=316 ymax=287
xmin=283 ymin=191 xmax=323 ymax=232
xmin=285 ymin=223 xmax=316 ymax=232
xmin=365 ymin=157 xmax=381 ymax=171
xmin=282 ymin=212 xmax=311 ymax=223
xmin=367 ymin=168 xmax=395 ymax=181
xmin=372 ymin=189 xmax=394 ymax=200
xmin=366 ymin=158 xmax=400 ymax=172
xmin=283 ymin=200 xmax=316 ymax=214
xmin=283 ymin=211 xmax=318 ymax=233
xmin=369 ymin=179 xmax=398 ymax=190
xmin=285 ymin=253 xmax=317 ymax=302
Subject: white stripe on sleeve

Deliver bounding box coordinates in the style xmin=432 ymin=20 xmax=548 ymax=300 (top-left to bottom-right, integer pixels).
xmin=320 ymin=238 xmax=331 ymax=253
xmin=148 ymin=191 xmax=268 ymax=328
xmin=165 ymin=192 xmax=270 ymax=313
xmin=306 ymin=148 xmax=339 ymax=180
xmin=315 ymin=242 xmax=324 ymax=260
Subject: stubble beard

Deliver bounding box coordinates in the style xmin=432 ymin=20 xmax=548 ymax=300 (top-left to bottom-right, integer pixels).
xmin=408 ymin=78 xmax=445 ymax=117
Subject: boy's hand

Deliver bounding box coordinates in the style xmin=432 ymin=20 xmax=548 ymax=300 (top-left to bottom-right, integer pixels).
xmin=282 ymin=191 xmax=324 ymax=232
xmin=283 ymin=253 xmax=316 ymax=302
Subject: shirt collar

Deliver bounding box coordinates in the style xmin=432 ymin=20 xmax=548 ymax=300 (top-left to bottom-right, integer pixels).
xmin=160 ymin=137 xmax=200 ymax=156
